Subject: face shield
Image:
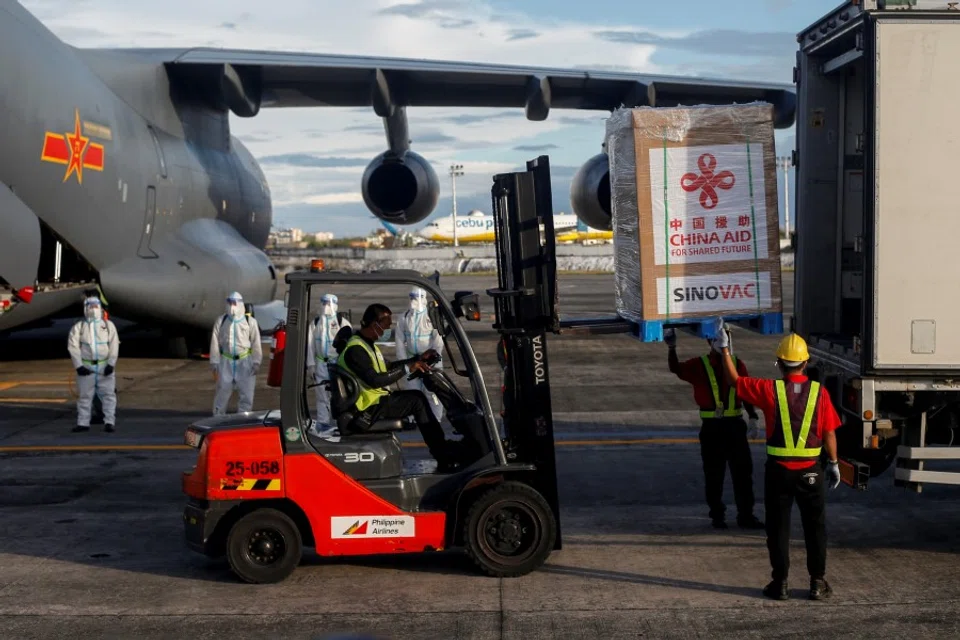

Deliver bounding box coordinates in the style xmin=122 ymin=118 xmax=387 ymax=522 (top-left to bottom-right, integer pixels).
xmin=226 ymin=292 xmax=244 ymax=319
xmin=409 ymin=287 xmax=427 ymax=312
xmin=83 ymin=297 xmax=102 ymax=321
xmin=320 ymin=294 xmax=338 ymax=317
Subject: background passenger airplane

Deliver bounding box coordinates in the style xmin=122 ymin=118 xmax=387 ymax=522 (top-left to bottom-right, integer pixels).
xmin=417 ymin=211 xmax=612 ymax=245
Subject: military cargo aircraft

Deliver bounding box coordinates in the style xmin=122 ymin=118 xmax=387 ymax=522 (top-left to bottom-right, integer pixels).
xmin=0 ymin=0 xmax=795 ymax=351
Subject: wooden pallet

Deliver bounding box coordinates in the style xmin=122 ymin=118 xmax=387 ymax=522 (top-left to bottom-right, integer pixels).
xmin=631 ymin=312 xmax=783 ymax=343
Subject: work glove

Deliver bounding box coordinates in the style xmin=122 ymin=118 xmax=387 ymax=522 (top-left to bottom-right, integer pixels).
xmin=713 ymin=319 xmax=730 ymax=350
xmin=76 ymin=366 xmax=91 ymax=377
xmin=748 ymin=416 xmax=762 ymax=439
xmin=826 ymin=460 xmax=841 ymax=489
xmin=664 ymin=328 xmax=677 ymax=348
xmin=103 ymin=365 xmax=114 ymax=376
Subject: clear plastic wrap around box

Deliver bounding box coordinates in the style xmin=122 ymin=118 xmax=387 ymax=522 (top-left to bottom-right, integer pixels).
xmin=606 ymin=103 xmax=783 ymax=324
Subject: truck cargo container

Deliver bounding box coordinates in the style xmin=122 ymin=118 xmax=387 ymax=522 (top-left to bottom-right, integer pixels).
xmin=793 ymin=0 xmax=960 ymax=490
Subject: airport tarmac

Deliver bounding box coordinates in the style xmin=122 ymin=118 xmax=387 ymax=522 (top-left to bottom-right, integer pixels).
xmin=1 ymin=273 xmax=959 ymax=639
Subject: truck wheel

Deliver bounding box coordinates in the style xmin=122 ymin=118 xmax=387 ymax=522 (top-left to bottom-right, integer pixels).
xmin=463 ymin=481 xmax=556 ymax=578
xmin=226 ymin=508 xmax=302 ymax=584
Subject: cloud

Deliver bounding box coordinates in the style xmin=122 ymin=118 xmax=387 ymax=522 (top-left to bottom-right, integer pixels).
xmin=414 ymin=131 xmax=458 ymax=145
xmin=19 ymin=0 xmax=795 ymax=235
xmin=513 ymin=144 xmax=559 ymax=152
xmin=506 ymin=28 xmax=539 ymax=41
xmin=259 ymin=154 xmax=371 ymax=168
xmin=594 ymin=28 xmax=794 ymax=59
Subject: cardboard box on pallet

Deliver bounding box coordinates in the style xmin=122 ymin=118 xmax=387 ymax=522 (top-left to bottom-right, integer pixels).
xmin=606 ymin=102 xmax=783 ymax=335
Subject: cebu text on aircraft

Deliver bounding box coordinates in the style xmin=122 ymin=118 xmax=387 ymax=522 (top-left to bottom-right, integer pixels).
xmin=416 ymin=210 xmax=612 ymax=244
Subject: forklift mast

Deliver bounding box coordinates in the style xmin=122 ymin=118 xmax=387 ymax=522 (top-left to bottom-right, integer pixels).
xmin=489 ymin=155 xmax=562 ymax=545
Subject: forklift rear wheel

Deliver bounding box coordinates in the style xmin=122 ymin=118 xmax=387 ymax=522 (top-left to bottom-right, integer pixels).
xmin=464 ymin=481 xmax=556 ymax=578
xmin=226 ymin=508 xmax=303 ymax=584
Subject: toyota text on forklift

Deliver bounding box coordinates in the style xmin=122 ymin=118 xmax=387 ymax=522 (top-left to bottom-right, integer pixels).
xmin=180 ymin=156 xmax=567 ymax=584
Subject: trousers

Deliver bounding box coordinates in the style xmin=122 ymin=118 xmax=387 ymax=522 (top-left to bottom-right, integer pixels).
xmin=213 ymin=357 xmax=256 ymax=415
xmin=399 ymin=372 xmax=444 ymax=422
xmin=364 ymin=390 xmax=450 ymax=460
xmin=765 ymin=459 xmax=827 ymax=581
xmin=698 ymin=417 xmax=755 ymax=521
xmin=312 ymin=362 xmax=332 ymax=425
xmin=77 ymin=371 xmax=116 ymax=427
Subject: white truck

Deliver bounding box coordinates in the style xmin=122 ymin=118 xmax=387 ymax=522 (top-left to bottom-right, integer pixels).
xmin=793 ymin=0 xmax=960 ymax=491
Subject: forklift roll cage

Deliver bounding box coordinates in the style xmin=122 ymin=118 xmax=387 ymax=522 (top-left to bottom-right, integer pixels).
xmin=280 ymin=268 xmax=509 ymax=467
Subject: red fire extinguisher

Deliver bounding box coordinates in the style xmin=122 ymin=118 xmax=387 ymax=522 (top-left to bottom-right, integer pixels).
xmin=267 ymin=321 xmax=286 ymax=388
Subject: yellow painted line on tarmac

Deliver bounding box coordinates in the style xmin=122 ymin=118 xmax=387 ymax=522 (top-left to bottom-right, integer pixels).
xmin=0 ymin=398 xmax=68 ymax=404
xmin=0 ymin=444 xmax=191 ymax=452
xmin=10 ymin=381 xmax=70 ymax=386
xmin=0 ymin=438 xmax=768 ymax=454
xmin=0 ymin=383 xmax=20 ymax=391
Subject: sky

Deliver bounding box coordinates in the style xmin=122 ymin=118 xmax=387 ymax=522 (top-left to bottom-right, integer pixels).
xmin=22 ymin=0 xmax=838 ymax=237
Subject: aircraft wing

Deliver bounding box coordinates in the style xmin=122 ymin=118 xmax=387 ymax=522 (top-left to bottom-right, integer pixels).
xmin=113 ymin=48 xmax=796 ymax=128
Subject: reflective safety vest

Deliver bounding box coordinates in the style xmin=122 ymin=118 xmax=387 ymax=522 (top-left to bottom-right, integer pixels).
xmin=767 ymin=379 xmax=823 ymax=459
xmin=337 ymin=335 xmax=389 ymax=412
xmin=700 ymin=355 xmax=742 ymax=419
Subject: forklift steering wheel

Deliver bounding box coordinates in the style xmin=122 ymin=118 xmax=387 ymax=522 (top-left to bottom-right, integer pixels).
xmin=406 ymin=365 xmax=433 ymax=382
xmin=407 ymin=351 xmax=441 ymax=380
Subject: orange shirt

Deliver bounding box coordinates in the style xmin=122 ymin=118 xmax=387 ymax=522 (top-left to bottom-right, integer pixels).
xmin=735 ymin=374 xmax=842 ymax=469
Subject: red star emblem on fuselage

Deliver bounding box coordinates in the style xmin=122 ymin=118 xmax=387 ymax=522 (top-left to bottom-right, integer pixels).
xmin=40 ymin=108 xmax=105 ymax=184
xmin=63 ymin=110 xmax=89 ymax=184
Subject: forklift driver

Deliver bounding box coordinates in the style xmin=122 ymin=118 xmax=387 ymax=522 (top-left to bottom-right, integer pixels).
xmin=338 ymin=303 xmax=464 ymax=471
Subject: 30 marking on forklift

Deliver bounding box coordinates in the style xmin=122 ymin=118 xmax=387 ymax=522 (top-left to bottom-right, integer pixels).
xmin=219 ymin=478 xmax=282 ymax=491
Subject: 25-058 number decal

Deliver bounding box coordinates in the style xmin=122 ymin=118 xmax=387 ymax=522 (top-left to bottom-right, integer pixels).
xmin=224 ymin=460 xmax=280 ymax=477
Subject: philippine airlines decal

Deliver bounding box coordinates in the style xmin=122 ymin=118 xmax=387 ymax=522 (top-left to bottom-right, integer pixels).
xmin=331 ymin=516 xmax=415 ymax=539
xmin=648 ymin=144 xmax=768 ymax=266
xmin=656 ymin=272 xmax=772 ymax=315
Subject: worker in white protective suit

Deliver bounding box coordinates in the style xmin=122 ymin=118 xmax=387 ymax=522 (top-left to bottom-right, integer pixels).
xmin=210 ymin=292 xmax=263 ymax=415
xmin=67 ymin=297 xmax=120 ymax=433
xmin=395 ymin=287 xmax=444 ymax=422
xmin=306 ymin=293 xmax=351 ymax=427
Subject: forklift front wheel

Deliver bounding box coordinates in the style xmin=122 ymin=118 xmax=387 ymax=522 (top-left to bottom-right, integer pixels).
xmin=464 ymin=481 xmax=556 ymax=578
xmin=226 ymin=508 xmax=303 ymax=584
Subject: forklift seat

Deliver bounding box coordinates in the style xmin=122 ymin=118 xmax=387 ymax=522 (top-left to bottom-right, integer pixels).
xmin=328 ymin=363 xmax=404 ymax=435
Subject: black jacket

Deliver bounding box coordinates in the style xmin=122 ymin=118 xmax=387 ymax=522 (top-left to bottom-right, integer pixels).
xmin=343 ymin=332 xmax=418 ymax=390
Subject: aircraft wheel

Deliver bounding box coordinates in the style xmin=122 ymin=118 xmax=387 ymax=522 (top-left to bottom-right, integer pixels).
xmin=226 ymin=508 xmax=302 ymax=584
xmin=464 ymin=481 xmax=556 ymax=578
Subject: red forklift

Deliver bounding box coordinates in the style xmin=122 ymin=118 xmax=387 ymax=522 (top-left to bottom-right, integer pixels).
xmin=182 ymin=157 xmax=570 ymax=583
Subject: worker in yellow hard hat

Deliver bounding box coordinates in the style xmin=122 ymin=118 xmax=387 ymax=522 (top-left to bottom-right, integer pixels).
xmin=713 ymin=321 xmax=842 ymax=602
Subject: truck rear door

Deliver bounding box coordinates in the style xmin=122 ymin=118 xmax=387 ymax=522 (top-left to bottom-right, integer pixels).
xmin=867 ymin=14 xmax=960 ymax=371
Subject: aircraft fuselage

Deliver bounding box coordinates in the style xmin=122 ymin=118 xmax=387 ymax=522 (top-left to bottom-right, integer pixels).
xmin=0 ymin=1 xmax=277 ymax=333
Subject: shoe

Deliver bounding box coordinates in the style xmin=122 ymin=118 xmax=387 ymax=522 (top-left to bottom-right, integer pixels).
xmin=737 ymin=514 xmax=765 ymax=529
xmin=104 ymin=424 xmax=114 ymax=433
xmin=809 ymin=577 xmax=832 ymax=600
xmin=72 ymin=425 xmax=90 ymax=433
xmin=711 ymin=518 xmax=728 ymax=529
xmin=763 ymin=580 xmax=789 ymax=600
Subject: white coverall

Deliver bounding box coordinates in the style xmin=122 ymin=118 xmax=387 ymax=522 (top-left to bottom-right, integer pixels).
xmin=67 ymin=298 xmax=120 ymax=429
xmin=210 ymin=292 xmax=263 ymax=415
xmin=306 ymin=294 xmax=351 ymax=425
xmin=395 ymin=287 xmax=444 ymax=421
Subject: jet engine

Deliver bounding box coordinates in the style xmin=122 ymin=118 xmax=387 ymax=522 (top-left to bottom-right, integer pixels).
xmin=361 ymin=150 xmax=439 ymax=225
xmin=570 ymin=153 xmax=612 ymax=231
